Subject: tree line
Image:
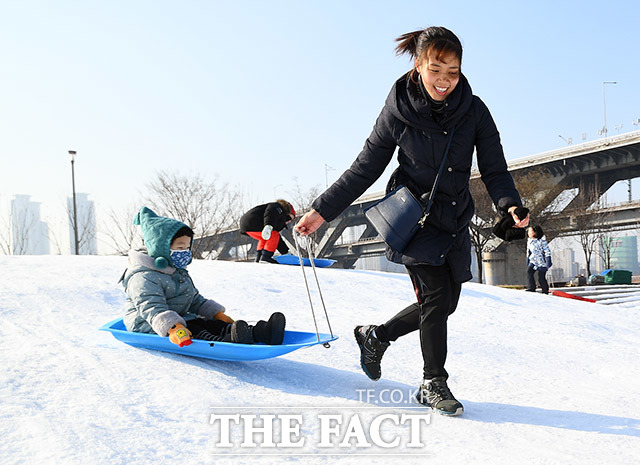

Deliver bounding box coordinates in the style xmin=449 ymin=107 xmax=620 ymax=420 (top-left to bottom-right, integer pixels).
xmin=1 ymin=170 xmax=321 ymax=258
xmin=3 ymin=167 xmax=637 ymax=279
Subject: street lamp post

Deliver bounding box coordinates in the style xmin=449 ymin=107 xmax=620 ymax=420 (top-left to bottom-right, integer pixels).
xmin=558 ymin=135 xmax=572 ymax=145
xmin=602 ymin=81 xmax=617 ymax=138
xmin=69 ymin=150 xmax=79 ymax=255
xmin=325 ymin=164 xmax=335 ymax=188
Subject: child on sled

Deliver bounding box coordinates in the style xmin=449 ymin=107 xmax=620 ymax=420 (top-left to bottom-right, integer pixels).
xmin=121 ymin=206 xmax=286 ymax=347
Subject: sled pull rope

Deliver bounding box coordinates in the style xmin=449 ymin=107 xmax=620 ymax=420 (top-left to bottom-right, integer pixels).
xmin=293 ymin=234 xmax=320 ymax=342
xmin=293 ymin=233 xmax=334 ymax=347
xmin=304 ymin=236 xmax=334 ymax=342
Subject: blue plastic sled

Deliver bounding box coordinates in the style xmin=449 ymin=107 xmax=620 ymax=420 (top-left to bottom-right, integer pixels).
xmin=274 ymin=254 xmax=336 ymax=268
xmin=100 ymin=318 xmax=337 ymax=362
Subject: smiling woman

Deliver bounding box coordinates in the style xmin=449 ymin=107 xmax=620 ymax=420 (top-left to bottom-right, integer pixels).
xmin=418 ymin=53 xmax=460 ymax=100
xmin=395 ymin=27 xmax=462 ymax=102
xmin=295 ymin=26 xmax=530 ymax=417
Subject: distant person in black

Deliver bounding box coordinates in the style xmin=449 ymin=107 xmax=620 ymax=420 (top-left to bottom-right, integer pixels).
xmin=240 ymin=200 xmax=296 ymax=263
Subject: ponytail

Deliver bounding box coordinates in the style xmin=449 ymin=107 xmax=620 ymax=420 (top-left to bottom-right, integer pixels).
xmin=395 ymin=26 xmax=463 ymax=65
xmin=394 ymin=30 xmax=424 ymax=59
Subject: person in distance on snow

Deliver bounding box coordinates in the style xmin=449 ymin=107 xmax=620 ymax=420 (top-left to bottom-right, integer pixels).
xmin=525 ymin=225 xmax=552 ymax=294
xmin=121 ymin=206 xmax=286 ymax=347
xmin=295 ymin=27 xmax=529 ymax=416
xmin=240 ymin=199 xmax=296 ymax=263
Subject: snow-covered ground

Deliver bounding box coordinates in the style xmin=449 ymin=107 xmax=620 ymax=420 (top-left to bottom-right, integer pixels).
xmin=2 ymin=255 xmax=639 ymax=465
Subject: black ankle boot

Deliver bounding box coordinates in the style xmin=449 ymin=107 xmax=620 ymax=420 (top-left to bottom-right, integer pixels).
xmin=266 ymin=312 xmax=286 ymax=345
xmin=231 ymin=320 xmax=254 ymax=344
xmin=221 ymin=321 xmax=254 ymax=344
xmin=255 ymin=250 xmax=263 ymax=263
xmin=260 ymin=250 xmax=278 ymax=263
xmin=251 ymin=313 xmax=286 ymax=344
xmin=251 ymin=320 xmax=270 ymax=344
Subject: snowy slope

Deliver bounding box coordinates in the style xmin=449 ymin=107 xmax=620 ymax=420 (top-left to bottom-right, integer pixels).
xmin=2 ymin=256 xmax=639 ymax=465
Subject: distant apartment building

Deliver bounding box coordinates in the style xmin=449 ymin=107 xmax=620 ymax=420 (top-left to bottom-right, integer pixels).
xmin=67 ymin=193 xmax=97 ymax=255
xmin=10 ymin=195 xmax=50 ymax=255
xmin=551 ymin=247 xmax=575 ymax=280
xmin=608 ymin=236 xmax=639 ymax=274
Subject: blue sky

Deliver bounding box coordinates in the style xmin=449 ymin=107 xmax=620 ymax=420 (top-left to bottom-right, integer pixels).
xmin=1 ymin=0 xmax=639 ymax=213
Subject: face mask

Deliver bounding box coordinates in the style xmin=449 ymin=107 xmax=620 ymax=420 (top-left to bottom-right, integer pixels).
xmin=170 ymin=249 xmax=192 ymax=269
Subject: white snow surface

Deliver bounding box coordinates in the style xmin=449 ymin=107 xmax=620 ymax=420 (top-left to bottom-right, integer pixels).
xmin=2 ymin=255 xmax=640 ymax=465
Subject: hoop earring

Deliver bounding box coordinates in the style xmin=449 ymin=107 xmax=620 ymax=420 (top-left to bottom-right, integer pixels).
xmin=409 ymin=68 xmax=420 ymax=84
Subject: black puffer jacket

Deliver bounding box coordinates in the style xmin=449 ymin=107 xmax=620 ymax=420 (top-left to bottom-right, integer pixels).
xmin=312 ymin=72 xmax=522 ymax=283
xmin=240 ymin=203 xmax=291 ymax=235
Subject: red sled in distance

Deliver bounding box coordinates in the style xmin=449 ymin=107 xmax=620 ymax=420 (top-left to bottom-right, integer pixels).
xmin=551 ymin=290 xmax=596 ymax=303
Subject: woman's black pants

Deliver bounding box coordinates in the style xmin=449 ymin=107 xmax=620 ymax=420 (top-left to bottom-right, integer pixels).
xmin=376 ymin=262 xmax=461 ymax=380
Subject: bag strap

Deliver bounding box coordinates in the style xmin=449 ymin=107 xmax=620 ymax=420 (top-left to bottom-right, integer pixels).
xmin=419 ymin=126 xmax=456 ymax=227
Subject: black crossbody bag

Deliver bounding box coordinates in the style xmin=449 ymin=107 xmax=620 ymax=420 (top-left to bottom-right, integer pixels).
xmin=364 ymin=128 xmax=456 ymax=253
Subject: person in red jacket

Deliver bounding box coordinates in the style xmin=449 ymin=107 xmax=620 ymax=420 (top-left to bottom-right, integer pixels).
xmin=240 ymin=199 xmax=296 ymax=263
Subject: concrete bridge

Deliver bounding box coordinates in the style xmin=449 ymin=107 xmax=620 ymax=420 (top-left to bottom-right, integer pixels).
xmin=481 ymin=131 xmax=640 ymax=285
xmin=199 ymin=132 xmax=640 ymax=284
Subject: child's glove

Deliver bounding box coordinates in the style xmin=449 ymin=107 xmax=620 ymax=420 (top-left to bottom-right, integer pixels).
xmin=261 ymin=225 xmax=273 ymax=240
xmin=214 ymin=312 xmax=234 ymax=324
xmin=546 ymin=256 xmax=552 ymax=268
xmin=168 ymin=323 xmax=192 ymax=347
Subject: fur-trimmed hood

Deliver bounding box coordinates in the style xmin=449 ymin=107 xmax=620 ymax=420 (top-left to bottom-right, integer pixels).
xmin=127 ymin=248 xmax=177 ymax=275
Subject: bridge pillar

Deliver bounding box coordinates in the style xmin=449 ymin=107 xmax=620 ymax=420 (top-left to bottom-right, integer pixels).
xmin=483 ymin=242 xmax=528 ymax=286
xmin=483 ymin=251 xmax=507 ymax=286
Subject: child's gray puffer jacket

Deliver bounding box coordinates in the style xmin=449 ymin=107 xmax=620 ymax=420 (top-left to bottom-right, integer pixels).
xmin=122 ymin=249 xmax=225 ymax=336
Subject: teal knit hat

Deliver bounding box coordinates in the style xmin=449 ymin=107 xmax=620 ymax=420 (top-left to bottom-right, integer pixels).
xmin=133 ymin=206 xmax=191 ymax=269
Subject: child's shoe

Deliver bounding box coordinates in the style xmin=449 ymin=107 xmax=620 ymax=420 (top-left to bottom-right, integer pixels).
xmin=265 ymin=312 xmax=286 ymax=345
xmin=230 ymin=320 xmax=254 ymax=344
xmin=251 ymin=312 xmax=286 ymax=345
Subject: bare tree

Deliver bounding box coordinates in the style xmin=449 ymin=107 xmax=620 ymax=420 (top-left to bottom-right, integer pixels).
xmin=78 ymin=205 xmax=96 ymax=254
xmin=102 ymin=204 xmax=141 ymax=255
xmin=468 ymin=178 xmax=496 ymax=283
xmin=287 ymin=177 xmax=322 ymax=215
xmin=574 ymin=221 xmax=600 ymax=277
xmin=568 ymin=182 xmax=606 ymax=277
xmin=66 ymin=200 xmax=97 ymax=254
xmin=10 ymin=208 xmax=37 ymax=255
xmin=0 ymin=200 xmax=11 ymax=254
xmin=227 ymin=188 xmax=256 ymax=262
xmin=598 ymin=231 xmax=619 ymax=271
xmin=144 ymin=170 xmax=238 ymax=259
xmin=46 ymin=214 xmax=65 ymax=255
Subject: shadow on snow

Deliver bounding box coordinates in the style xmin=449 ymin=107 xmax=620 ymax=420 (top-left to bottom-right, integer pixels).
xmin=137 ymin=347 xmax=640 ymax=438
